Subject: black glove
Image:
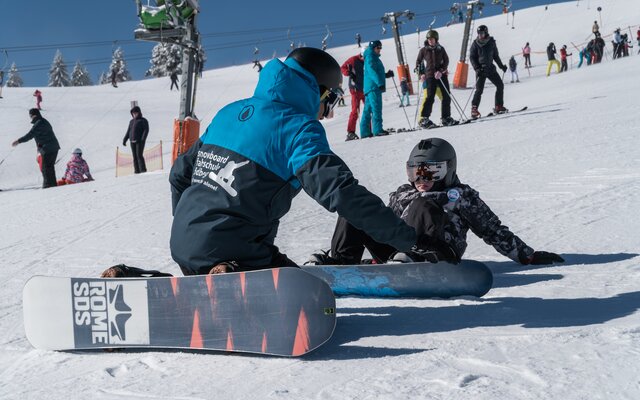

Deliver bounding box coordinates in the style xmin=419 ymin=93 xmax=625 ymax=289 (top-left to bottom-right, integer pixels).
xmin=385 ymin=69 xmax=394 ymax=78
xmin=500 ymin=64 xmax=508 ymax=73
xmin=523 ymin=251 xmax=565 ymax=265
xmin=349 ymin=72 xmax=356 ymax=80
xmin=122 ymin=140 xmax=127 ymax=147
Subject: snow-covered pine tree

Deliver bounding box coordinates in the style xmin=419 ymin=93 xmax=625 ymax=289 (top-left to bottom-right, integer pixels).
xmin=109 ymin=47 xmax=132 ymax=84
xmin=98 ymin=72 xmax=108 ymax=85
xmin=146 ymin=43 xmax=182 ymax=77
xmin=6 ymin=63 xmax=24 ymax=87
xmin=71 ymin=61 xmax=93 ymax=86
xmin=48 ymin=50 xmax=71 ymax=87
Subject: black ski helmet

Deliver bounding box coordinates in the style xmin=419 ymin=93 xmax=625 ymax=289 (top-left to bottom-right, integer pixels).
xmin=477 ymin=25 xmax=489 ymax=36
xmin=286 ymin=47 xmax=342 ymax=91
xmin=426 ymin=30 xmax=439 ymax=41
xmin=406 ymin=138 xmax=457 ymax=187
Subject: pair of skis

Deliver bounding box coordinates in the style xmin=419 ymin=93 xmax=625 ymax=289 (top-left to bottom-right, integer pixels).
xmin=23 ymin=260 xmax=493 ymax=357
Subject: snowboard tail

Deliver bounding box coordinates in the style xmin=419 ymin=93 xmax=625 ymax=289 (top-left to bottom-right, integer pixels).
xmin=23 ymin=268 xmax=336 ymax=356
xmin=302 ymin=260 xmax=493 ymax=298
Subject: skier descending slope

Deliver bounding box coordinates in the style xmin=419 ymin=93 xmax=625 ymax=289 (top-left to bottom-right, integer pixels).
xmin=135 ymin=47 xmax=442 ymax=278
xmin=308 ymin=138 xmax=565 ymax=266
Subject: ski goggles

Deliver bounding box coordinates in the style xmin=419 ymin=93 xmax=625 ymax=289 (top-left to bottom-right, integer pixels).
xmin=319 ymin=86 xmax=344 ymax=118
xmin=406 ymin=161 xmax=448 ymax=182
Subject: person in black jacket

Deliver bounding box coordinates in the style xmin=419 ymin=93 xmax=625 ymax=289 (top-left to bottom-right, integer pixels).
xmin=122 ymin=106 xmax=149 ymax=174
xmin=307 ymin=138 xmax=564 ymax=267
xmin=12 ymin=108 xmax=61 ymax=188
xmin=469 ymin=25 xmax=508 ymax=119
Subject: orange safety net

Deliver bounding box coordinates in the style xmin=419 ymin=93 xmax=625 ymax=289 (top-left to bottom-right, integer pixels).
xmin=115 ymin=141 xmax=164 ymax=177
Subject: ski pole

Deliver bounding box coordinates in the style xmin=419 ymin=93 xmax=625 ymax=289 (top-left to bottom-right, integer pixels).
xmin=390 ymin=75 xmax=412 ymax=129
xmin=438 ymin=76 xmax=468 ymax=121
xmin=412 ymin=79 xmax=423 ymax=130
xmin=462 ymin=75 xmax=479 ymax=116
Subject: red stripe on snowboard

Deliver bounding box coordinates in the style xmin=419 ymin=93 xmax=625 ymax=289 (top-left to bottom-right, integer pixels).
xmin=239 ymin=272 xmax=246 ymax=298
xmin=190 ymin=309 xmax=203 ymax=349
xmin=226 ymin=329 xmax=234 ymax=351
xmin=292 ymin=307 xmax=310 ymax=356
xmin=272 ymin=268 xmax=280 ymax=291
xmin=261 ymin=331 xmax=268 ymax=353
xmin=170 ymin=277 xmax=178 ymax=297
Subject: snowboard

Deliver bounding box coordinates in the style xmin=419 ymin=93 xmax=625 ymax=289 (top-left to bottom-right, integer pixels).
xmin=302 ymin=260 xmax=492 ymax=298
xmin=23 ymin=268 xmax=336 ymax=357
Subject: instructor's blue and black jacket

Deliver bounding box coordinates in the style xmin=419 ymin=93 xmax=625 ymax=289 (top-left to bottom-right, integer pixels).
xmin=169 ymin=57 xmax=416 ymax=274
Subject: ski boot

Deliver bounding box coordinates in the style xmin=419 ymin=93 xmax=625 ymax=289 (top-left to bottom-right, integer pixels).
xmin=441 ymin=116 xmax=459 ymax=127
xmin=418 ymin=118 xmax=437 ymax=129
xmin=345 ymin=132 xmax=359 ymax=141
xmin=471 ymin=106 xmax=481 ymax=120
xmin=493 ymin=105 xmax=509 ymax=114
xmin=374 ymin=130 xmax=390 ymax=136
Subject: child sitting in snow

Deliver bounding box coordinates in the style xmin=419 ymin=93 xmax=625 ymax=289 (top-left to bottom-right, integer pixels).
xmin=57 ymin=148 xmax=94 ymax=185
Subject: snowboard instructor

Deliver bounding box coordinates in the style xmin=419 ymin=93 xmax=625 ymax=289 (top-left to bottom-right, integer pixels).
xmin=163 ymin=47 xmax=439 ymax=276
xmin=12 ymin=108 xmax=61 ymax=189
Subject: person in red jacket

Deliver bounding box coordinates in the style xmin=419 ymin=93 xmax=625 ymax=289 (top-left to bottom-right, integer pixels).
xmin=33 ymin=89 xmax=43 ymax=110
xmin=559 ymin=45 xmax=572 ymax=72
xmin=340 ymin=50 xmax=365 ymax=141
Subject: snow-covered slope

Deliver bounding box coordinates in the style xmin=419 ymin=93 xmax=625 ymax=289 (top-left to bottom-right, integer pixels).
xmin=1 ymin=1 xmax=639 ymax=399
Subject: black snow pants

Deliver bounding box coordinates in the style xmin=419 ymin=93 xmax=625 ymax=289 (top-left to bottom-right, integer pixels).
xmin=41 ymin=150 xmax=58 ymax=189
xmin=130 ymin=141 xmax=147 ymax=174
xmin=330 ymin=197 xmax=451 ymax=264
xmin=472 ymin=68 xmax=504 ymax=108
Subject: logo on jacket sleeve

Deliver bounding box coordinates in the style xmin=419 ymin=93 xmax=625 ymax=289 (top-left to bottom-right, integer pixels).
xmin=238 ymin=105 xmax=254 ymax=121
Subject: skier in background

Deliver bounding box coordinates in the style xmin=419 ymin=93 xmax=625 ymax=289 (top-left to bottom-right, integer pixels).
xmin=522 ymin=42 xmax=532 ymax=68
xmin=415 ymin=29 xmax=457 ymax=128
xmin=0 ymin=70 xmax=4 ymax=98
xmin=253 ymin=60 xmax=263 ymax=72
xmin=96 ymin=48 xmax=438 ymax=278
xmin=33 ymin=89 xmax=43 ymax=110
xmin=170 ymin=71 xmax=179 ymax=90
xmin=356 ymin=33 xmax=362 ymax=48
xmin=508 ymin=55 xmax=519 ymax=83
xmin=399 ymin=77 xmax=410 ymax=107
xmin=559 ymin=45 xmax=572 ymax=72
xmin=546 ymin=42 xmax=561 ymax=76
xmin=592 ymin=20 xmax=601 ymax=38
xmin=361 ymin=40 xmax=394 ymax=137
xmin=307 ymin=138 xmax=565 ymax=267
xmin=341 ymin=49 xmax=365 ymax=140
xmin=469 ymin=25 xmax=508 ymax=119
xmin=11 ymin=108 xmax=60 ymax=188
xmin=57 ymin=148 xmax=94 ymax=185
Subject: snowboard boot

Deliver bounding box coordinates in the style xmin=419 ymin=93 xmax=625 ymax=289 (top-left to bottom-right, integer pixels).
xmin=345 ymin=132 xmax=359 ymax=141
xmin=441 ymin=116 xmax=459 ymax=127
xmin=388 ymin=250 xmax=439 ymax=264
xmin=209 ymin=261 xmax=239 ymax=274
xmin=419 ymin=118 xmax=437 ymax=129
xmin=493 ymin=105 xmax=508 ymax=114
xmin=100 ymin=264 xmax=173 ymax=278
xmin=471 ymin=106 xmax=481 ymax=119
xmin=304 ymin=250 xmax=341 ymax=266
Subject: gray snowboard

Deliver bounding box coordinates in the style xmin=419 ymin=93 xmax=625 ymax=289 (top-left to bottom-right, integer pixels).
xmin=23 ymin=267 xmax=336 ymax=357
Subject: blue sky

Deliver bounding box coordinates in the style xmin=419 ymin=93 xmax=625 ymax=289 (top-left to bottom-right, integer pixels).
xmin=0 ymin=0 xmax=565 ymax=86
